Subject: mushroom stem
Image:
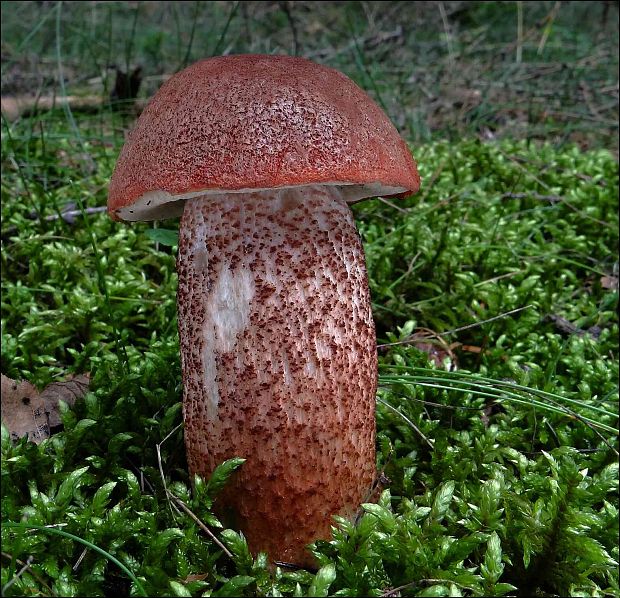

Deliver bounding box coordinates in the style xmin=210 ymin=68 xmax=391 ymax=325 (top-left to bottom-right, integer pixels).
xmin=176 ymin=185 xmax=378 ymax=566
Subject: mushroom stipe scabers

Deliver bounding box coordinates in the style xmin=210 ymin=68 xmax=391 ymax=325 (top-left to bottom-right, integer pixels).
xmin=108 ymin=54 xmax=420 ymax=566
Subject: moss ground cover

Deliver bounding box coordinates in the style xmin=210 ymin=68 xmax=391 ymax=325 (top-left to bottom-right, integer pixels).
xmin=1 ymin=111 xmax=618 ymax=596
xmin=1 ymin=2 xmax=619 ymax=596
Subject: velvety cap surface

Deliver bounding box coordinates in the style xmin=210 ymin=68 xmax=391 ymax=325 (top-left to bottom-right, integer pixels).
xmin=108 ymin=54 xmax=420 ymax=221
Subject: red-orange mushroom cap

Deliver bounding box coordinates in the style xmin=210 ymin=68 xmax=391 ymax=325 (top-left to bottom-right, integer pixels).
xmin=108 ymin=54 xmax=420 ymax=221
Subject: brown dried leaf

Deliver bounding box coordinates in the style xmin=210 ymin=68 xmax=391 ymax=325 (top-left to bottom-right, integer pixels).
xmin=182 ymin=574 xmax=208 ymax=583
xmin=601 ymin=275 xmax=619 ymax=290
xmin=545 ymin=315 xmax=601 ymax=339
xmin=410 ymin=328 xmax=458 ymax=370
xmin=481 ymin=402 xmax=505 ymax=428
xmin=461 ymin=344 xmax=483 ymax=354
xmin=1 ymin=374 xmax=40 ymax=443
xmin=412 ymin=341 xmax=452 ymax=368
xmin=39 ymin=374 xmax=90 ymax=430
xmin=1 ymin=373 xmax=90 ymax=444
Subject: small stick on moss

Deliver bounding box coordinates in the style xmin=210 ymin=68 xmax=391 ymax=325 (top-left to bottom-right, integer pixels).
xmin=417 ymin=158 xmax=447 ymax=204
xmin=537 ymin=1 xmax=561 ymax=55
xmin=377 ymin=305 xmax=533 ymax=349
xmin=356 ymin=449 xmax=393 ymax=523
xmin=1 ymin=554 xmax=34 ymax=594
xmin=387 ymin=251 xmax=422 ymax=290
xmin=278 ymin=1 xmax=299 ymax=56
xmin=501 ymin=192 xmax=563 ymax=203
xmin=516 ymin=0 xmax=524 ymax=63
xmin=382 ymin=580 xmax=418 ymax=597
xmin=2 ymin=207 xmax=107 ymax=237
xmin=377 ymin=396 xmax=434 ymax=449
xmin=1 ymin=552 xmax=52 ymax=594
xmin=155 ymin=423 xmax=184 ymax=518
xmin=165 ymin=490 xmax=233 ymax=559
xmin=3 ymin=523 xmax=147 ymax=596
xmin=501 ymin=192 xmax=615 ymax=228
xmin=73 ymin=547 xmax=88 ymax=571
xmin=437 ymin=1 xmax=455 ymax=69
xmin=377 ymin=196 xmax=410 ymax=214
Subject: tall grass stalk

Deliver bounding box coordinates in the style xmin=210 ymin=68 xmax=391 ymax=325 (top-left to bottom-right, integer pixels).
xmin=2 ymin=522 xmax=147 ymax=597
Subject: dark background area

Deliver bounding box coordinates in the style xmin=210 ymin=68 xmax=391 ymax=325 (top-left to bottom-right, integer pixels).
xmin=2 ymin=1 xmax=619 ymax=153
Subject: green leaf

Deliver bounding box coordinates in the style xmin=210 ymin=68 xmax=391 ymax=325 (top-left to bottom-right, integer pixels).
xmin=444 ymin=534 xmax=485 ymax=563
xmin=161 ymin=402 xmax=183 ymax=433
xmin=252 ymin=551 xmax=269 ymax=572
xmin=481 ymin=531 xmax=504 ymax=584
xmin=108 ymin=432 xmax=134 ymax=456
xmin=308 ymin=563 xmax=337 ymax=597
xmin=71 ymin=418 xmax=97 ymax=436
xmin=212 ymin=575 xmax=255 ymax=597
xmin=206 ymin=458 xmax=246 ymax=496
xmin=169 ymin=580 xmax=193 ymax=597
xmin=55 ymin=466 xmax=90 ymax=508
xmin=362 ymin=502 xmax=396 ymax=533
xmin=480 ymin=477 xmax=502 ymax=519
xmin=448 ymin=584 xmax=464 ymax=597
xmin=113 ymin=467 xmax=141 ymax=499
xmin=147 ymin=528 xmax=185 ymax=561
xmin=220 ymin=529 xmax=253 ymax=572
xmin=428 ymin=480 xmax=456 ymax=524
xmin=419 ymin=584 xmax=450 ymax=597
xmin=1 ymin=423 xmax=11 ymax=452
xmin=145 ymin=228 xmax=179 ymax=246
xmin=91 ymin=482 xmax=117 ymax=517
xmin=41 ymin=555 xmax=60 ymax=578
xmin=494 ymin=583 xmax=518 ymax=595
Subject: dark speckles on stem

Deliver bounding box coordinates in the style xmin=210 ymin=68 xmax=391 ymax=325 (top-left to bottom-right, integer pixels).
xmin=176 ymin=187 xmax=377 ymax=567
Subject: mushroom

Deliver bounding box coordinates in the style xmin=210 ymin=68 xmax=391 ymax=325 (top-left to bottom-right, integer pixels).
xmin=108 ymin=54 xmax=420 ymax=567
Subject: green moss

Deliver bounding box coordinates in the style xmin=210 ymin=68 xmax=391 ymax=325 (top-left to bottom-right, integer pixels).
xmin=1 ymin=112 xmax=618 ymax=597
